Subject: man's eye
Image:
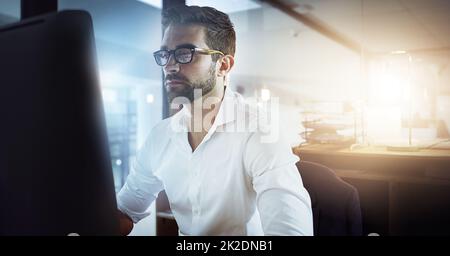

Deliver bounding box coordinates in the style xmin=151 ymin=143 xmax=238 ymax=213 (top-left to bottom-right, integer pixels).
xmin=178 ymin=49 xmax=191 ymax=54
xmin=177 ymin=53 xmax=190 ymax=58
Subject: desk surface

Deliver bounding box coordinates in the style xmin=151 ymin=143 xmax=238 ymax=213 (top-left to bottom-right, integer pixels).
xmin=334 ymin=169 xmax=450 ymax=186
xmin=295 ymin=144 xmax=450 ymax=160
xmin=294 ymin=144 xmax=450 ymax=181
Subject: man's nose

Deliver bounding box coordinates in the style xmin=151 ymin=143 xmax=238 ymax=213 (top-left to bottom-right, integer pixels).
xmin=163 ymin=54 xmax=180 ymax=74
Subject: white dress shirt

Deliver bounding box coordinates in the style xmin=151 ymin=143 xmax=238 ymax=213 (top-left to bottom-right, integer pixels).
xmin=117 ymin=88 xmax=313 ymax=235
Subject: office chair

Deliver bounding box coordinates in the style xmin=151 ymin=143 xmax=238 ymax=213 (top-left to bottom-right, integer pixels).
xmin=297 ymin=160 xmax=363 ymax=236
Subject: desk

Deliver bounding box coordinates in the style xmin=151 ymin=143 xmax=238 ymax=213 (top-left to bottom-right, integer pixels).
xmin=294 ymin=144 xmax=450 ymax=235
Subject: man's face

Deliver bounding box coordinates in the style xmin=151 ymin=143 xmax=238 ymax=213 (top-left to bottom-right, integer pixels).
xmin=161 ymin=24 xmax=217 ymax=102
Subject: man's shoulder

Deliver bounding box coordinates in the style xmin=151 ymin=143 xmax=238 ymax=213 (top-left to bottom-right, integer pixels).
xmin=231 ymin=92 xmax=276 ymax=138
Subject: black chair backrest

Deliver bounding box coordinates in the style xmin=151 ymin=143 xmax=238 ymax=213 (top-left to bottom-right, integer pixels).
xmin=297 ymin=161 xmax=363 ymax=236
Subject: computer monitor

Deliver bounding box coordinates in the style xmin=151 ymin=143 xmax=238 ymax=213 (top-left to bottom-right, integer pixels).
xmin=0 ymin=10 xmax=119 ymax=235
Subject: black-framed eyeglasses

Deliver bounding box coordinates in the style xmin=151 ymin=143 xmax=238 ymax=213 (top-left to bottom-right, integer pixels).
xmin=153 ymin=46 xmax=224 ymax=66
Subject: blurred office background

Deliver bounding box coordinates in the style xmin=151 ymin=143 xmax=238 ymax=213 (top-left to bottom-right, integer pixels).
xmin=1 ymin=0 xmax=449 ymax=235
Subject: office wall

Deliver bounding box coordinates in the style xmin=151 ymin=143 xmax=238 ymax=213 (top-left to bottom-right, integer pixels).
xmin=226 ymin=2 xmax=450 ymax=145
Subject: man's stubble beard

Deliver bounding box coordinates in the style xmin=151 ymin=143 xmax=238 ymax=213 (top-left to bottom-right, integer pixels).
xmin=166 ymin=64 xmax=216 ymax=103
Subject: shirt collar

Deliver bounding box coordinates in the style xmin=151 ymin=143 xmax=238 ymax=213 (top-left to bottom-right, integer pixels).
xmin=213 ymin=87 xmax=237 ymax=127
xmin=169 ymin=87 xmax=239 ymax=135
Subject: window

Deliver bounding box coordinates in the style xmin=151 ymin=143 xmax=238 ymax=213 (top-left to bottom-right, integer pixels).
xmin=58 ymin=0 xmax=163 ymax=191
xmin=0 ymin=0 xmax=20 ymax=25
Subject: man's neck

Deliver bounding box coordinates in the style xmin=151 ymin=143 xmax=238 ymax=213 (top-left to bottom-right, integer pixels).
xmin=187 ymin=86 xmax=225 ymax=133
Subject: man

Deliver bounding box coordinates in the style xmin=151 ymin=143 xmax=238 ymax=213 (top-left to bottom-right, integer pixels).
xmin=117 ymin=5 xmax=313 ymax=236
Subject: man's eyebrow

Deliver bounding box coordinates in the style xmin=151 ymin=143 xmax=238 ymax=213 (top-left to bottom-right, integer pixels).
xmin=177 ymin=43 xmax=196 ymax=49
xmin=160 ymin=43 xmax=197 ymax=50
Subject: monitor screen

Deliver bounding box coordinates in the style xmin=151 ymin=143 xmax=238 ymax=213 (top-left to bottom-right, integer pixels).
xmin=0 ymin=10 xmax=119 ymax=235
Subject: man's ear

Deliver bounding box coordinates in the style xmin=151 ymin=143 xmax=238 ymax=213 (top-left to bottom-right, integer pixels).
xmin=217 ymin=55 xmax=234 ymax=77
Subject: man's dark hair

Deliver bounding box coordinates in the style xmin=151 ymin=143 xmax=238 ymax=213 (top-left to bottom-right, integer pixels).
xmin=162 ymin=5 xmax=236 ymax=61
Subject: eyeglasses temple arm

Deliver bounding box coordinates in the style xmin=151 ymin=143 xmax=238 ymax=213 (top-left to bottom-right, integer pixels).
xmin=195 ymin=48 xmax=224 ymax=55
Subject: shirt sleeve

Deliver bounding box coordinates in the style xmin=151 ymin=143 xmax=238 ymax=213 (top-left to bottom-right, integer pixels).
xmin=244 ymin=131 xmax=314 ymax=236
xmin=116 ymin=134 xmax=164 ymax=224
